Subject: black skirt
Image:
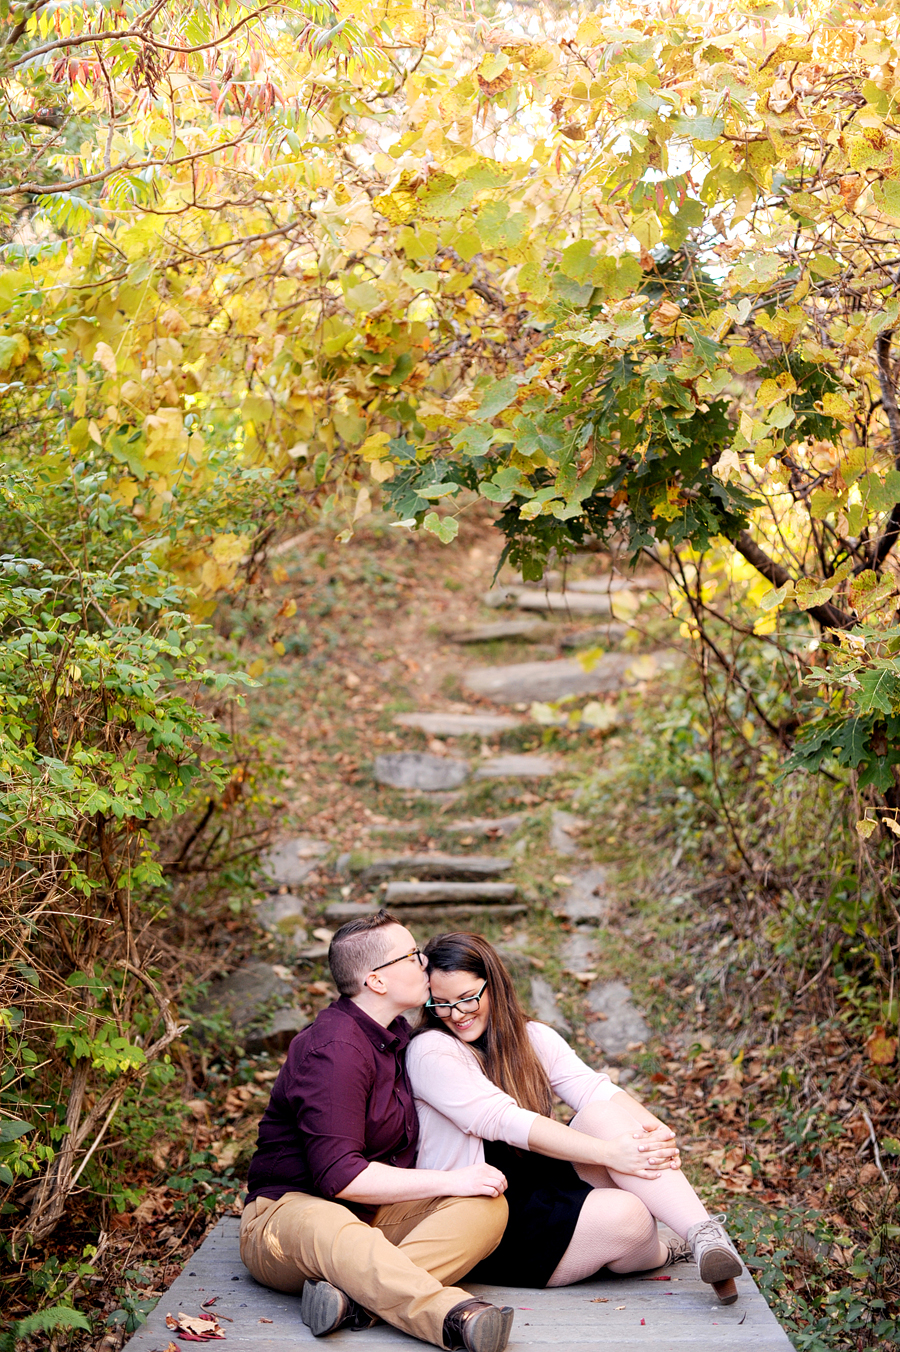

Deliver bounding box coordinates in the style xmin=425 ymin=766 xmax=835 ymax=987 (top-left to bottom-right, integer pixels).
xmin=467 ymin=1140 xmax=593 ymax=1288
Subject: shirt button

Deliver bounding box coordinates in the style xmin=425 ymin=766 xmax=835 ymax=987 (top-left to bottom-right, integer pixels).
xmin=390 ymin=1154 xmax=398 ymax=1163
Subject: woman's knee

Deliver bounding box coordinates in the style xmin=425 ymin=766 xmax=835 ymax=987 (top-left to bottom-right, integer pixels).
xmin=603 ymin=1189 xmax=656 ymax=1239
xmin=570 ymin=1098 xmax=640 ymax=1139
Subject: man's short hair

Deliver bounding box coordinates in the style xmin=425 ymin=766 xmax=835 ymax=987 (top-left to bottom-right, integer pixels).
xmin=328 ymin=909 xmax=403 ymax=996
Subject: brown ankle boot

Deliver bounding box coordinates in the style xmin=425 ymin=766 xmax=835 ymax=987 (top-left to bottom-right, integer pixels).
xmin=300 ymin=1280 xmax=379 ymax=1336
xmin=442 ymin=1299 xmax=514 ymax=1352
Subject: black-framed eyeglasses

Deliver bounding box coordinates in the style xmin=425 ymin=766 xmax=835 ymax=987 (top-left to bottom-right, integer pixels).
xmin=425 ymin=980 xmax=488 ymax=1019
xmin=371 ymin=947 xmax=428 ymax=974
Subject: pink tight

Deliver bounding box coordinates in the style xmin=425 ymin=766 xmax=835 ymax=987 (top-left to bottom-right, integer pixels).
xmin=547 ymin=1098 xmax=710 ymax=1287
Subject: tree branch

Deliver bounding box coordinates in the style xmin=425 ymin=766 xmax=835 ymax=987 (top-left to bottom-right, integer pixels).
xmin=733 ymin=530 xmax=854 ymax=631
xmin=868 ymin=329 xmax=900 ymax=571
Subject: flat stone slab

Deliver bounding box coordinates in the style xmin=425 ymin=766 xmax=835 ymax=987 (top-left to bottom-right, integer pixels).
xmin=383 ymin=881 xmax=518 ymax=905
xmin=255 ymin=893 xmax=306 ymax=936
xmin=567 ymin=573 xmax=659 ymax=593
xmin=192 ymin=962 xmax=306 ymax=1055
xmin=475 ymin=753 xmax=563 ymax=778
xmin=463 ymin=652 xmax=680 ymax=705
xmin=550 ymin=810 xmax=587 ymax=856
xmin=530 ymin=975 xmax=572 ymax=1033
xmin=445 ymin=814 xmax=525 ymax=837
xmin=260 ymin=837 xmax=329 ymax=888
xmin=558 ymin=867 xmax=609 ymax=922
xmin=463 ymin=654 xmax=633 ymax=704
xmin=356 ymin=855 xmax=513 ymax=883
xmin=324 ymin=901 xmax=526 ymax=923
xmin=374 ymin=753 xmax=468 ymax=791
xmin=560 ymin=624 xmax=628 ymax=649
xmin=586 ymin=981 xmax=651 ymax=1058
xmin=125 ymin=1215 xmax=793 ymax=1350
xmin=394 ymin=712 xmax=522 ymax=736
xmin=519 ymin=591 xmax=617 ymax=616
xmin=448 ymin=620 xmax=553 ymax=643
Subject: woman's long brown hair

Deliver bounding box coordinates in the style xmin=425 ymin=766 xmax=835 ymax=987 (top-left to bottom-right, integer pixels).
xmin=422 ymin=932 xmax=553 ymax=1117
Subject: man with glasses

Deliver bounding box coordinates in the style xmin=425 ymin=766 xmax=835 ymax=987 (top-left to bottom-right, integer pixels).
xmin=240 ymin=910 xmax=514 ymax=1352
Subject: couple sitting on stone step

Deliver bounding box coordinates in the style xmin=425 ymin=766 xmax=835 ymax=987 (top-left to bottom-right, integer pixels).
xmin=240 ymin=911 xmax=743 ymax=1352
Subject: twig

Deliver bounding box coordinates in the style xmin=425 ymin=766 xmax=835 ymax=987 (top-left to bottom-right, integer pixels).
xmin=861 ymin=1108 xmax=889 ymax=1183
xmin=69 ymin=1096 xmax=123 ymax=1189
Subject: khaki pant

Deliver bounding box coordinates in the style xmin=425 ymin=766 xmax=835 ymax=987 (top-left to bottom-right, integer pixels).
xmin=240 ymin=1191 xmax=507 ymax=1347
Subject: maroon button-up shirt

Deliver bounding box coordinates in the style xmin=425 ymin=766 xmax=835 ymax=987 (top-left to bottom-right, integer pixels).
xmin=245 ymin=997 xmax=418 ymax=1218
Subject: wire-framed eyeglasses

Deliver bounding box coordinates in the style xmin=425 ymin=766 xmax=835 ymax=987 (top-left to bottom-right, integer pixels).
xmin=370 ymin=947 xmax=428 ymax=974
xmin=425 ymin=980 xmax=488 ymax=1020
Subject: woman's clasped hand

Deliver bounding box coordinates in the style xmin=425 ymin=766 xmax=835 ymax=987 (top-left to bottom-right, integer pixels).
xmin=603 ymin=1123 xmax=682 ymax=1179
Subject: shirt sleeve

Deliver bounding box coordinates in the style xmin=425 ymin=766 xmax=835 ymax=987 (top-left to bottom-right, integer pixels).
xmin=283 ymin=1036 xmax=376 ymax=1198
xmin=527 ymin=1022 xmax=621 ymax=1110
xmin=407 ymin=1032 xmax=538 ymax=1150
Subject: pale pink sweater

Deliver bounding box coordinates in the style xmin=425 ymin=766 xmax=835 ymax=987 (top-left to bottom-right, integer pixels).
xmin=407 ymin=1022 xmax=622 ymax=1171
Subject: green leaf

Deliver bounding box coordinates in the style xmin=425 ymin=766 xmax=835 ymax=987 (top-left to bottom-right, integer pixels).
xmin=759 ymin=581 xmax=794 ymax=611
xmin=855 ymin=668 xmax=900 ymax=716
xmin=422 ymin=511 xmax=458 ymax=543
xmin=0 ymin=1119 xmax=32 ymax=1144
xmin=475 ymin=377 xmax=518 ymax=421
xmin=560 ymin=239 xmax=596 ymax=284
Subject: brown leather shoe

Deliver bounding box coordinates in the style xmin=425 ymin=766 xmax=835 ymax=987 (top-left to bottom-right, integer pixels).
xmin=300 ymin=1279 xmax=379 ymax=1336
xmin=443 ymin=1299 xmax=514 ymax=1352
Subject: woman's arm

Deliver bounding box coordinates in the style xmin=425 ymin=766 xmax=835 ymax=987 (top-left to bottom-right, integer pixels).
xmin=525 ymin=1113 xmax=678 ymax=1180
xmin=336 ymin=1160 xmax=507 ymax=1204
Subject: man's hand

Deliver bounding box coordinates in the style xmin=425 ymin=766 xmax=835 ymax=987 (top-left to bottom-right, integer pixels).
xmin=602 ymin=1124 xmax=681 ymax=1180
xmin=447 ymin=1164 xmax=508 ymax=1198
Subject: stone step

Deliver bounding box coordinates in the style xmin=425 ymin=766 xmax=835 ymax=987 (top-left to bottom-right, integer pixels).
xmin=463 ymin=653 xmax=633 ymax=704
xmin=445 ymin=813 xmax=524 ymax=837
xmin=374 ymin=752 xmax=468 ymax=791
xmin=447 ymin=619 xmax=553 ymax=643
xmin=560 ymin=623 xmax=628 ymax=649
xmin=352 ymin=854 xmax=514 ymax=883
xmin=383 ymin=880 xmax=518 ymax=905
xmin=393 ymin=711 xmax=522 ymax=736
xmin=125 ymin=1214 xmax=794 ymax=1351
xmin=463 ymin=651 xmax=678 ymax=705
xmin=567 ymin=572 xmax=659 ymax=593
xmin=260 ymin=837 xmax=330 ymax=888
xmin=585 ymin=980 xmax=651 ymax=1059
xmin=475 ymin=753 xmax=563 ymax=779
xmin=324 ymin=900 xmax=526 ymax=923
xmin=519 ymin=590 xmax=618 ymax=615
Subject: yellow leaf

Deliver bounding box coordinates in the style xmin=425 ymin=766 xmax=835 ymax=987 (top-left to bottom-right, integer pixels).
xmin=211 ymin=533 xmax=250 ymax=565
xmin=819 ymin=391 xmax=855 ymax=423
xmin=93 ymin=341 xmax=117 ymax=375
xmin=247 ymin=659 xmax=266 ymax=680
xmin=370 ymin=459 xmax=394 ymax=483
xmin=360 ymin=431 xmax=391 ymax=462
xmin=576 ymin=15 xmax=606 ymax=45
xmin=87 ymin=419 xmax=103 ymax=446
xmin=353 ymin=485 xmax=372 ymax=521
xmin=74 ymin=367 xmax=88 ymax=418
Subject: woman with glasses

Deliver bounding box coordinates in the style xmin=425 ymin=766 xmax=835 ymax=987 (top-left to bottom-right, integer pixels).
xmin=406 ymin=933 xmax=742 ymax=1303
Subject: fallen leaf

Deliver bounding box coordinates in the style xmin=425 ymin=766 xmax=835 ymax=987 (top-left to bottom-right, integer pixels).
xmin=258 ymin=1317 xmax=273 ymax=1324
xmin=201 ymin=1298 xmax=218 ymax=1308
xmin=615 ymin=1304 xmax=626 ymax=1310
xmin=866 ymin=1026 xmax=898 ymax=1065
xmin=589 ymin=1297 xmax=609 ymax=1303
xmin=165 ymin=1311 xmax=225 ymax=1341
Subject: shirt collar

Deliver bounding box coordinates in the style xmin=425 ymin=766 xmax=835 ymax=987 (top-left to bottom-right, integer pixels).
xmin=336 ymin=996 xmax=411 ymax=1052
